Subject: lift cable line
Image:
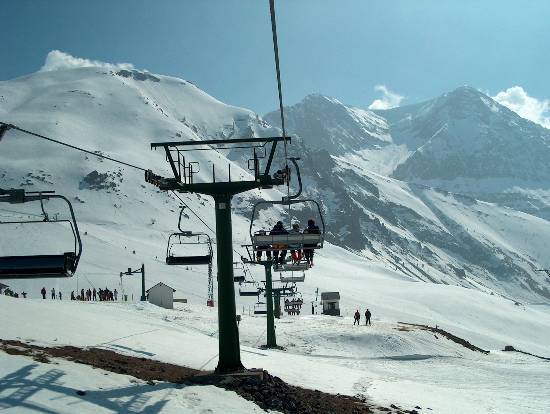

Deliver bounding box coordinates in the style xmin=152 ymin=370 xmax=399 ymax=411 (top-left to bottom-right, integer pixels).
xmin=268 ymin=0 xmax=293 ymax=222
xmin=0 ymin=122 xmax=148 ymax=172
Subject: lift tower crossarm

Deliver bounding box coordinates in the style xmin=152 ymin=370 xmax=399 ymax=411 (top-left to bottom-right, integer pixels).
xmin=150 ymin=136 xmax=290 ymax=149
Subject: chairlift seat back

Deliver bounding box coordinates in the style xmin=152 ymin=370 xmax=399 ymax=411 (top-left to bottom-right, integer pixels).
xmin=254 ymin=309 xmax=268 ymax=315
xmin=252 ymin=233 xmax=322 ymax=248
xmin=0 ymin=253 xmax=76 ymax=279
xmin=239 ymin=289 xmax=260 ymax=297
xmin=274 ymin=262 xmax=309 ymax=272
xmin=280 ymin=274 xmax=306 ymax=283
xmin=166 ymin=255 xmax=212 ymax=266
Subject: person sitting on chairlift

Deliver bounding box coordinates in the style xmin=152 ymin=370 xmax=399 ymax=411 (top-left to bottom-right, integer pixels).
xmin=270 ymin=221 xmax=288 ymax=264
xmin=273 ymin=166 xmax=290 ymax=183
xmin=256 ymin=229 xmax=272 ymax=262
xmin=289 ymin=222 xmax=303 ymax=263
xmin=303 ymin=218 xmax=320 ymax=267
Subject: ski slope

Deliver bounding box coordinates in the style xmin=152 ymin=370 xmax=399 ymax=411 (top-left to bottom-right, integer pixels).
xmin=2 ymin=251 xmax=550 ymax=414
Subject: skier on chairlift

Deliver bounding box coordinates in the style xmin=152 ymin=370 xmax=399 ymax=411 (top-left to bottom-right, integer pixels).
xmin=289 ymin=222 xmax=303 ymax=263
xmin=270 ymin=221 xmax=288 ymax=264
xmin=256 ymin=229 xmax=271 ymax=262
xmin=303 ymin=218 xmax=320 ymax=267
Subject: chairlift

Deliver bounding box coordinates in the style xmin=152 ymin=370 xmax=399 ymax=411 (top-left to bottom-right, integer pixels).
xmin=279 ymin=272 xmax=305 ymax=283
xmin=238 ymin=280 xmax=262 ymax=297
xmin=166 ymin=207 xmax=214 ymax=265
xmin=165 ymin=231 xmax=213 ymax=265
xmin=254 ymin=301 xmax=267 ymax=315
xmin=249 ymin=160 xmax=325 ymax=261
xmin=274 ymin=259 xmax=309 ymax=272
xmin=233 ymin=261 xmax=246 ymax=283
xmin=0 ymin=190 xmax=82 ymax=279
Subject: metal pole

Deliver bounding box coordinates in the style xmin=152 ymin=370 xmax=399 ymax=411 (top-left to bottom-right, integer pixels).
xmin=140 ymin=264 xmax=146 ymax=301
xmin=274 ymin=290 xmax=281 ymax=319
xmin=264 ymin=263 xmax=277 ymax=347
xmin=214 ymin=194 xmax=242 ymax=373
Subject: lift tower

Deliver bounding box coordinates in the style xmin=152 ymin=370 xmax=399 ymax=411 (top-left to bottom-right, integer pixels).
xmin=145 ymin=136 xmax=289 ymax=373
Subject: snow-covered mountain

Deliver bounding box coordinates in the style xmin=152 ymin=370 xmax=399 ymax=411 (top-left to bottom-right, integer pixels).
xmin=1 ymin=56 xmax=550 ymax=304
xmin=266 ymin=88 xmax=550 ymax=301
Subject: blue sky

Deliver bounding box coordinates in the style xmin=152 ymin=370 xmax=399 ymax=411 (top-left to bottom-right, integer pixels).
xmin=2 ymin=0 xmax=549 ymax=118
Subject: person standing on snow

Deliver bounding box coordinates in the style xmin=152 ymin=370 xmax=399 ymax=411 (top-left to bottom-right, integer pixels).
xmin=365 ymin=308 xmax=371 ymax=326
xmin=114 ymin=289 xmax=118 ymax=301
xmin=51 ymin=288 xmax=56 ymax=300
xmin=41 ymin=287 xmax=46 ymax=299
xmin=58 ymin=291 xmax=62 ymax=300
xmin=92 ymin=288 xmax=97 ymax=301
xmin=353 ymin=309 xmax=361 ymax=325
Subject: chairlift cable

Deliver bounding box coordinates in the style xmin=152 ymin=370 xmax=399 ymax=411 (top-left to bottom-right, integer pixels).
xmin=0 ymin=122 xmax=148 ymax=172
xmin=268 ymin=0 xmax=292 ymax=223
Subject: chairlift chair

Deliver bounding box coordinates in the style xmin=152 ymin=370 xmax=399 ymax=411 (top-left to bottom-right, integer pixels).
xmin=254 ymin=302 xmax=267 ymax=315
xmin=165 ymin=231 xmax=213 ymax=266
xmin=0 ymin=190 xmax=82 ymax=279
xmin=233 ymin=261 xmax=246 ymax=283
xmin=238 ymin=280 xmax=261 ymax=297
xmin=274 ymin=259 xmax=310 ymax=272
xmin=279 ymin=272 xmax=306 ymax=283
xmin=249 ymin=157 xmax=325 ymax=257
xmin=249 ymin=199 xmax=325 ymax=261
xmin=239 ymin=287 xmax=261 ymax=297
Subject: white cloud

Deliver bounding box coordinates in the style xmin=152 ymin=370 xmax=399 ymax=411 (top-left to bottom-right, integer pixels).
xmin=40 ymin=50 xmax=134 ymax=72
xmin=493 ymin=86 xmax=550 ymax=129
xmin=368 ymin=85 xmax=404 ymax=110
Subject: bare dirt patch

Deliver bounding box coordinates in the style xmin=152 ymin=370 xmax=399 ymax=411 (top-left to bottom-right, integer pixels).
xmin=0 ymin=339 xmax=421 ymax=413
xmin=397 ymin=322 xmax=490 ymax=354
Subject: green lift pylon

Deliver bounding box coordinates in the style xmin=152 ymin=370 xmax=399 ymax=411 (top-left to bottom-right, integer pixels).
xmin=145 ymin=136 xmax=290 ymax=373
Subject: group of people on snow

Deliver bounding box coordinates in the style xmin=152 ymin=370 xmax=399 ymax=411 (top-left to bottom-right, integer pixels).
xmin=256 ymin=218 xmax=320 ymax=266
xmin=1 ymin=287 xmax=26 ymax=298
xmin=353 ymin=308 xmax=372 ymax=326
xmin=284 ymin=297 xmax=304 ymax=315
xmin=40 ymin=287 xmax=62 ymax=300
xmin=39 ymin=286 xmax=118 ymax=301
xmin=70 ymin=287 xmax=118 ymax=301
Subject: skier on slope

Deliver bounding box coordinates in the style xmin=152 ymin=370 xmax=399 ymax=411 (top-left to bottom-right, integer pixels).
xmin=365 ymin=308 xmax=372 ymax=326
xmin=353 ymin=309 xmax=361 ymax=325
xmin=41 ymin=287 xmax=46 ymax=299
xmin=51 ymin=287 xmax=56 ymax=300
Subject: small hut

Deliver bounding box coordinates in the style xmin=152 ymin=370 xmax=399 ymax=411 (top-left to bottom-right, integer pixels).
xmin=321 ymin=291 xmax=340 ymax=316
xmin=146 ymin=282 xmax=176 ymax=309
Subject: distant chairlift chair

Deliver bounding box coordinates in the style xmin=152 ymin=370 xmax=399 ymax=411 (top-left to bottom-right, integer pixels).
xmin=165 ymin=232 xmax=213 ymax=266
xmin=0 ymin=190 xmax=83 ymax=279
